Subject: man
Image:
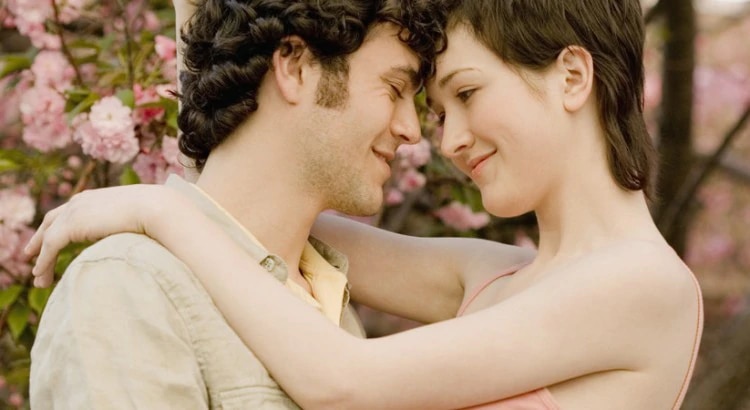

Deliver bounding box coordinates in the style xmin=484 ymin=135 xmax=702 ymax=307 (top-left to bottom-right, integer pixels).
xmin=30 ymin=0 xmax=445 ymax=408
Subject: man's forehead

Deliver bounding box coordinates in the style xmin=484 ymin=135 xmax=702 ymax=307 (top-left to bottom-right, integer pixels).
xmin=356 ymin=25 xmax=421 ymax=71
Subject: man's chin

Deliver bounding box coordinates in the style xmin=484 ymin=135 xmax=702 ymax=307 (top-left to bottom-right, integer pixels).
xmin=333 ymin=194 xmax=383 ymax=218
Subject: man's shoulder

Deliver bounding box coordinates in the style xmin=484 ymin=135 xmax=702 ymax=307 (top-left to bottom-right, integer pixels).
xmin=55 ymin=233 xmax=202 ymax=300
xmin=73 ymin=233 xmax=182 ymax=268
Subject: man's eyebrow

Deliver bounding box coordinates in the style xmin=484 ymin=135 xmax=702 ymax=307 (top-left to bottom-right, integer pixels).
xmin=387 ymin=65 xmax=421 ymax=91
xmin=438 ymin=68 xmax=475 ymax=88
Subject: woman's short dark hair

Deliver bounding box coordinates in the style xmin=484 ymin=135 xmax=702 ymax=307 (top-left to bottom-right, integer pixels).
xmin=445 ymin=0 xmax=657 ymax=198
xmin=178 ymin=0 xmax=447 ymax=171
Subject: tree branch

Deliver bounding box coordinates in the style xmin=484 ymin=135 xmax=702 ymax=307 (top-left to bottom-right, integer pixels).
xmin=115 ymin=0 xmax=135 ymax=89
xmin=659 ymin=105 xmax=750 ymax=238
xmin=72 ymin=159 xmax=97 ymax=194
xmin=50 ymin=0 xmax=85 ymax=86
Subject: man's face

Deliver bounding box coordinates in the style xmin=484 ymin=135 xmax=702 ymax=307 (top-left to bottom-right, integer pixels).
xmin=298 ymin=23 xmax=422 ymax=216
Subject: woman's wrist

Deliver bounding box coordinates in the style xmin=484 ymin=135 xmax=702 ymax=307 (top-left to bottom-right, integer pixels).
xmin=141 ymin=186 xmax=194 ymax=239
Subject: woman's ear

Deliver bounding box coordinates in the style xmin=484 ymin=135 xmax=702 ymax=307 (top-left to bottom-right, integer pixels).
xmin=556 ymin=46 xmax=594 ymax=113
xmin=271 ymin=36 xmax=316 ymax=104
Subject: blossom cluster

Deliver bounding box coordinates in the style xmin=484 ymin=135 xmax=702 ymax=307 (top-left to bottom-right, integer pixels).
xmin=0 ymin=187 xmax=35 ymax=286
xmin=0 ymin=4 xmax=183 ymax=403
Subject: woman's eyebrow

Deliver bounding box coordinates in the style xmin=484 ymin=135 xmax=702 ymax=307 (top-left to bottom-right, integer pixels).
xmin=438 ymin=68 xmax=476 ymax=88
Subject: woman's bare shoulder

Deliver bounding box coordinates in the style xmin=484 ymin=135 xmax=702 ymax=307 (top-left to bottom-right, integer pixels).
xmin=573 ymin=239 xmax=700 ymax=325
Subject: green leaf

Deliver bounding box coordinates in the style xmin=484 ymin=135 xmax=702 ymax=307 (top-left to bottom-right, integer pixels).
xmin=5 ymin=366 xmax=31 ymax=388
xmin=0 ymin=285 xmax=24 ymax=310
xmin=98 ymin=71 xmax=127 ymax=88
xmin=117 ymin=88 xmax=135 ymax=109
xmin=166 ymin=106 xmax=178 ymax=130
xmin=98 ymin=33 xmax=116 ymax=52
xmin=66 ymin=38 xmax=101 ymax=52
xmin=0 ymin=54 xmax=32 ymax=79
xmin=465 ymin=188 xmax=484 ymax=212
xmin=55 ymin=243 xmax=89 ymax=274
xmin=120 ymin=165 xmax=141 ymax=185
xmin=65 ymin=92 xmax=100 ymax=123
xmin=0 ymin=158 xmax=20 ymax=172
xmin=8 ymin=303 xmax=31 ymax=340
xmin=28 ymin=287 xmax=52 ymax=315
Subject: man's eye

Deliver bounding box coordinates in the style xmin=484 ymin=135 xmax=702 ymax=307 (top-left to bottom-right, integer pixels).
xmin=457 ymin=89 xmax=475 ymax=102
xmin=390 ymin=85 xmax=404 ymax=99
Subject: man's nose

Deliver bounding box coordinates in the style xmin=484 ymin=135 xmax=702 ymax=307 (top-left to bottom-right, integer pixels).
xmin=391 ymin=101 xmax=421 ymax=145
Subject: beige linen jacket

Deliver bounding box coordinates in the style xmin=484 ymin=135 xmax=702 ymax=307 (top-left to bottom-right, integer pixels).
xmin=30 ymin=175 xmax=364 ymax=409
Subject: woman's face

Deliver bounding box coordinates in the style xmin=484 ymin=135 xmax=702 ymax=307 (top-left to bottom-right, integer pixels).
xmin=426 ymin=27 xmax=571 ymax=218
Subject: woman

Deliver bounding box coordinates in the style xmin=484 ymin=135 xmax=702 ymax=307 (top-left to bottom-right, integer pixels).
xmin=27 ymin=0 xmax=703 ymax=408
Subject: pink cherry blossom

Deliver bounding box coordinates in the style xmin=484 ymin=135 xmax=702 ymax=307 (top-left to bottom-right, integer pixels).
xmin=0 ymin=226 xmax=19 ymax=263
xmin=73 ymin=96 xmax=139 ymax=164
xmin=161 ymin=136 xmax=181 ymax=166
xmin=6 ymin=0 xmax=51 ymax=26
xmin=161 ymin=59 xmax=178 ymax=83
xmin=19 ymin=86 xmax=72 ymax=152
xmin=125 ymin=0 xmax=157 ymax=32
xmin=694 ymin=66 xmax=750 ymax=124
xmin=0 ymin=75 xmax=29 ymax=143
xmin=397 ymin=139 xmax=432 ymax=168
xmin=7 ymin=392 xmax=24 ymax=408
xmin=0 ymin=187 xmax=35 ymax=228
xmin=57 ymin=182 xmax=73 ymax=196
xmin=132 ymin=146 xmax=184 ymax=184
xmin=57 ymin=0 xmax=90 ymax=24
xmin=0 ymin=272 xmax=13 ymax=288
xmin=142 ymin=10 xmax=161 ymax=32
xmin=88 ymin=95 xmax=135 ymax=137
xmin=385 ymin=188 xmax=405 ymax=206
xmin=5 ymin=0 xmax=60 ymax=49
xmin=643 ymin=72 xmax=662 ymax=111
xmin=133 ymin=84 xmax=165 ymax=125
xmin=397 ymin=168 xmax=426 ymax=193
xmin=514 ymin=230 xmax=537 ymax=249
xmin=434 ymin=201 xmax=491 ymax=232
xmin=721 ymin=294 xmax=748 ymax=318
xmin=67 ymin=155 xmax=82 ymax=169
xmin=154 ymin=35 xmax=177 ymax=62
xmin=0 ymin=225 xmax=34 ymax=278
xmin=31 ymin=50 xmax=75 ymax=91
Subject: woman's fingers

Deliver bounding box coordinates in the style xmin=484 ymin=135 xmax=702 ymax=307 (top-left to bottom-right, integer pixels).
xmin=31 ymin=223 xmax=70 ymax=288
xmin=24 ymin=205 xmax=64 ymax=258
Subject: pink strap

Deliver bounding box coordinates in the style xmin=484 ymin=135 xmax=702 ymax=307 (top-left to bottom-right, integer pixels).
xmin=457 ymin=261 xmax=531 ymax=317
xmin=672 ymin=269 xmax=704 ymax=409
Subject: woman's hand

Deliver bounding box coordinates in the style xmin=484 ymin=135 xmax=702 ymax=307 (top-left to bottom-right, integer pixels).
xmin=25 ymin=184 xmax=186 ymax=288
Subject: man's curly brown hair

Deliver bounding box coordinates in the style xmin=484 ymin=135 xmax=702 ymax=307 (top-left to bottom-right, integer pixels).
xmin=178 ymin=0 xmax=447 ymax=171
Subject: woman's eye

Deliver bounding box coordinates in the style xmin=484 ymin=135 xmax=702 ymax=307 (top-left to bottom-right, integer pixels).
xmin=457 ymin=89 xmax=475 ymax=102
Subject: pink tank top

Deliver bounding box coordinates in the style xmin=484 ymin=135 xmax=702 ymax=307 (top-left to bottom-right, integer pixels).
xmin=455 ymin=262 xmax=704 ymax=410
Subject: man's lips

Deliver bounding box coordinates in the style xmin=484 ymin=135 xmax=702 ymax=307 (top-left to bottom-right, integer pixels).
xmin=372 ymin=148 xmax=395 ymax=162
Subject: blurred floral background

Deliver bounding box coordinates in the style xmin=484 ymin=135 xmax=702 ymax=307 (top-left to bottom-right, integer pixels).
xmin=0 ymin=0 xmax=749 ymax=408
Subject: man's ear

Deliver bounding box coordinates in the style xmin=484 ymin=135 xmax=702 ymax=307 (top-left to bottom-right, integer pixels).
xmin=271 ymin=36 xmax=316 ymax=104
xmin=556 ymin=46 xmax=594 ymax=113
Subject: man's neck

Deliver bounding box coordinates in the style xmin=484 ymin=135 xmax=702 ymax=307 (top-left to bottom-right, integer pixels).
xmin=194 ymin=155 xmax=323 ymax=282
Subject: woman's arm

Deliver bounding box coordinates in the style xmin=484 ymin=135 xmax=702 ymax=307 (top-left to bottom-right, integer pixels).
xmin=28 ymin=186 xmax=676 ymax=409
xmin=312 ymin=213 xmax=533 ymax=323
